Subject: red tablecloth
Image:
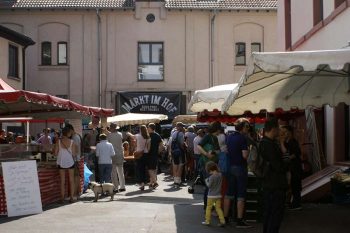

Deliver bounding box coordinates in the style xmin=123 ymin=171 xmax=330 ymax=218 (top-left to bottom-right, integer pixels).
xmin=0 ymin=160 xmax=84 ymax=215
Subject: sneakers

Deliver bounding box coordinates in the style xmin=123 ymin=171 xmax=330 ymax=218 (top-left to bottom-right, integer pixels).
xmin=201 ymin=222 xmax=210 ymax=226
xmin=151 ymin=183 xmax=159 ymax=189
xmin=217 ymin=223 xmax=225 ymax=227
xmin=201 ymin=222 xmax=225 ymax=227
xmin=289 ymin=206 xmax=302 ymax=211
xmin=236 ymin=220 xmax=252 ymax=229
xmin=118 ymin=188 xmax=126 ymax=192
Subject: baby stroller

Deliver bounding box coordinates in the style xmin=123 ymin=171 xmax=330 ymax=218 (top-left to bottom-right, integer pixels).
xmin=188 ymin=157 xmax=205 ymax=193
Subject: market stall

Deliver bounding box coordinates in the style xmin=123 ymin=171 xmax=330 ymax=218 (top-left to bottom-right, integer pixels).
xmin=172 ymin=115 xmax=198 ymax=124
xmin=107 ymin=113 xmax=168 ymax=126
xmin=0 ymin=79 xmax=114 ymax=216
xmin=222 ymin=49 xmax=350 ymax=115
xmin=188 ymin=83 xmax=238 ymax=113
xmin=221 ymin=49 xmax=350 ymax=202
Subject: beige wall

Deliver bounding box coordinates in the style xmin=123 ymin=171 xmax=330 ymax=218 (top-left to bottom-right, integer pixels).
xmin=291 ymin=0 xmax=313 ymax=45
xmin=0 ymin=6 xmax=277 ymax=112
xmin=296 ymin=9 xmax=350 ymax=51
xmin=0 ymin=37 xmax=24 ymax=90
xmin=277 ymin=0 xmax=349 ymax=51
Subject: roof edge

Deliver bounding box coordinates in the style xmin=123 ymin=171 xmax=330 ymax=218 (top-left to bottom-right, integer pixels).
xmin=0 ymin=25 xmax=35 ymax=47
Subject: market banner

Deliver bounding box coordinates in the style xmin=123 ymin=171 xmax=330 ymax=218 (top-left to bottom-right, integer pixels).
xmin=117 ymin=92 xmax=181 ymax=119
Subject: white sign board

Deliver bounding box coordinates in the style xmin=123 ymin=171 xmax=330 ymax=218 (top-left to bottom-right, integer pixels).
xmin=2 ymin=160 xmax=42 ymax=217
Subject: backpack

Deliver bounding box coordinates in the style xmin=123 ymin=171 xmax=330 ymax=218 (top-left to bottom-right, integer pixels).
xmin=171 ymin=132 xmax=183 ymax=156
xmin=248 ymin=139 xmax=269 ymax=178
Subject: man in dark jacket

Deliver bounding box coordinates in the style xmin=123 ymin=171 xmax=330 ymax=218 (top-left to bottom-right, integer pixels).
xmin=259 ymin=118 xmax=289 ymax=233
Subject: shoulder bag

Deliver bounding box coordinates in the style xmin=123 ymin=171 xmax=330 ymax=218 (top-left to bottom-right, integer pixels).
xmin=61 ymin=139 xmax=80 ymax=177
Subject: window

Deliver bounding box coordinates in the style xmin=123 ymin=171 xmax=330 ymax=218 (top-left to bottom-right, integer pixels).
xmin=285 ymin=0 xmax=291 ymax=49
xmin=235 ymin=42 xmax=246 ymax=65
xmin=138 ymin=42 xmax=164 ymax=81
xmin=57 ymin=42 xmax=67 ymax=65
xmin=313 ymin=0 xmax=323 ymax=26
xmin=251 ymin=43 xmax=261 ymax=53
xmin=8 ymin=44 xmax=19 ymax=78
xmin=41 ymin=42 xmax=51 ymax=65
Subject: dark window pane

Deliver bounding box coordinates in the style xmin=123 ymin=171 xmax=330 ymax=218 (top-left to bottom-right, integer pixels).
xmin=58 ymin=42 xmax=67 ymax=65
xmin=8 ymin=45 xmax=18 ymax=77
xmin=235 ymin=43 xmax=246 ymax=65
xmin=41 ymin=42 xmax=51 ymax=65
xmin=138 ymin=44 xmax=150 ymax=63
xmin=151 ymin=43 xmax=163 ymax=64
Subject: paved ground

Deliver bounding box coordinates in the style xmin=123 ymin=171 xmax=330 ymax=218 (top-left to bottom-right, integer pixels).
xmin=0 ymin=173 xmax=349 ymax=233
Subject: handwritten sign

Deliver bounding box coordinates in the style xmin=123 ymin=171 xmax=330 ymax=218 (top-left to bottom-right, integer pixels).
xmin=2 ymin=161 xmax=42 ymax=217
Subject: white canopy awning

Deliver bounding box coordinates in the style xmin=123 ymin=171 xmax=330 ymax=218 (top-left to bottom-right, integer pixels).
xmin=188 ymin=84 xmax=238 ymax=112
xmin=107 ymin=113 xmax=168 ymax=126
xmin=223 ymin=49 xmax=350 ymax=115
xmin=173 ymin=115 xmax=198 ymax=124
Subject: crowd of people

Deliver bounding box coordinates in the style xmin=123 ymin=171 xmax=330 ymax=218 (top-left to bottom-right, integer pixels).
xmin=1 ymin=117 xmax=303 ymax=232
xmin=167 ymin=118 xmax=302 ymax=233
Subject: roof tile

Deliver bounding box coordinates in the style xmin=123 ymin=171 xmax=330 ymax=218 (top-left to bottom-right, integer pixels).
xmin=0 ymin=0 xmax=277 ymax=10
xmin=165 ymin=0 xmax=277 ymax=10
xmin=0 ymin=0 xmax=135 ymax=9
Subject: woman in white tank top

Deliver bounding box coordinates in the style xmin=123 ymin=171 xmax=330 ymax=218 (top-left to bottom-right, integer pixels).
xmin=135 ymin=125 xmax=151 ymax=190
xmin=53 ymin=127 xmax=77 ymax=203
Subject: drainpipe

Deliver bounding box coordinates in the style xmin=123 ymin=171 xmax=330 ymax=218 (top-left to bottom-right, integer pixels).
xmin=96 ymin=9 xmax=102 ymax=107
xmin=209 ymin=10 xmax=217 ymax=87
xmin=22 ymin=47 xmax=26 ymax=90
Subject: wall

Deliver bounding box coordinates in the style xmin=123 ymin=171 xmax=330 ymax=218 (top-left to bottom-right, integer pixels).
xmin=0 ymin=36 xmax=24 ymax=90
xmin=290 ymin=0 xmax=313 ymax=45
xmin=0 ymin=7 xmax=277 ymax=111
xmin=296 ymin=8 xmax=350 ymax=51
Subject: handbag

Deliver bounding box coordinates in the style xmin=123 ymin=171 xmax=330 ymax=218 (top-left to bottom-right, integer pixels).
xmin=61 ymin=139 xmax=81 ymax=177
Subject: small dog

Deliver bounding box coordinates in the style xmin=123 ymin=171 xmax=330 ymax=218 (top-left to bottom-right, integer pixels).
xmin=88 ymin=181 xmax=115 ymax=202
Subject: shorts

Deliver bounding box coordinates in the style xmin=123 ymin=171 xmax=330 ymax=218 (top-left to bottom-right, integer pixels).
xmin=226 ymin=166 xmax=248 ymax=200
xmin=147 ymin=154 xmax=158 ymax=170
xmin=57 ymin=164 xmax=75 ymax=169
xmin=173 ymin=150 xmax=185 ymax=165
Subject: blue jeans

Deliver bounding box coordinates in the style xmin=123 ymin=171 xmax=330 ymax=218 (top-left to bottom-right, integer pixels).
xmin=99 ymin=164 xmax=112 ymax=183
xmin=226 ymin=166 xmax=248 ymax=200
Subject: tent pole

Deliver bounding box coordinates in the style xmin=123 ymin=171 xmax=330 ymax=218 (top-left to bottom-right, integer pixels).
xmin=26 ymin=121 xmax=30 ymax=143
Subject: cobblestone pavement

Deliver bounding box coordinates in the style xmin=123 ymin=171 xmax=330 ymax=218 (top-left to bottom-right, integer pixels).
xmin=0 ymin=173 xmax=349 ymax=233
